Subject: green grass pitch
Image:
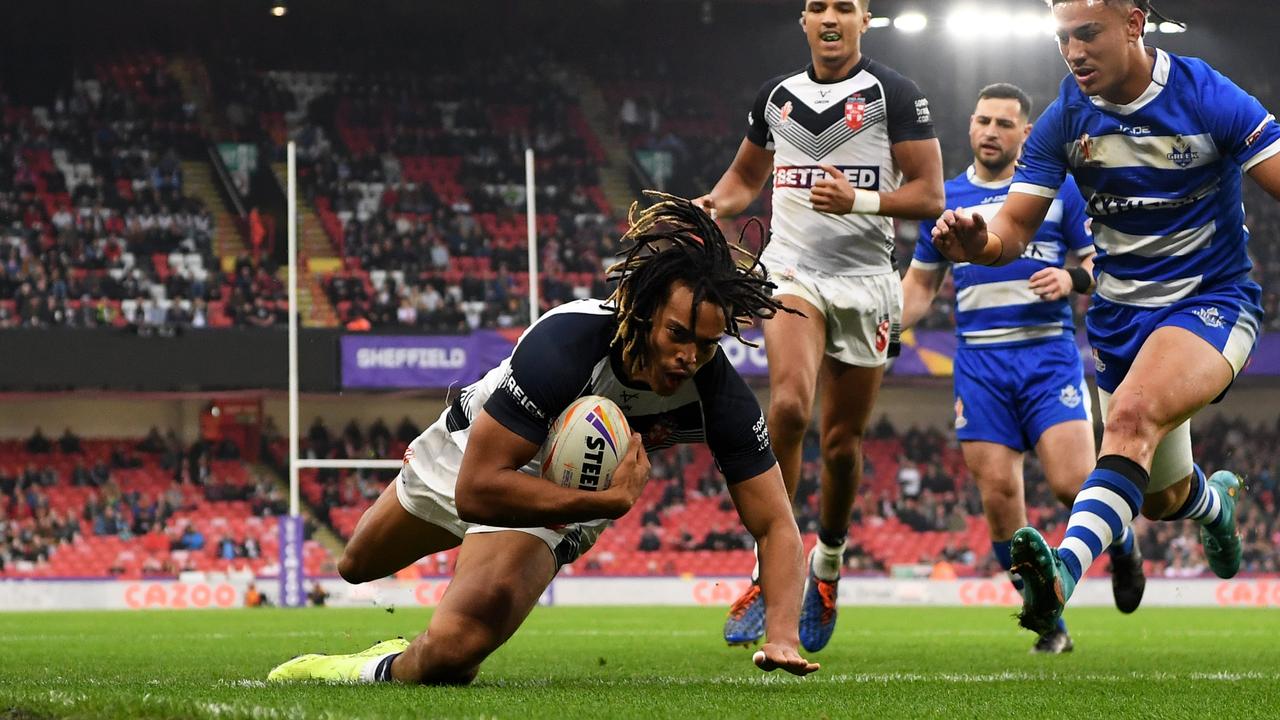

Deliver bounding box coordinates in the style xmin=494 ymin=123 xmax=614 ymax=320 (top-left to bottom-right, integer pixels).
xmin=2 ymin=605 xmax=1279 ymax=719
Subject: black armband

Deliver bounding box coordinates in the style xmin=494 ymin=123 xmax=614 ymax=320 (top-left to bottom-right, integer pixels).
xmin=1067 ymin=267 xmax=1093 ymax=294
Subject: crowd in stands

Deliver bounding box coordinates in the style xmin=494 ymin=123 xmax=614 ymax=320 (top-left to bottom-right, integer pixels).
xmin=286 ymin=411 xmax=1280 ymax=579
xmin=3 ymin=33 xmax=1278 ymax=335
xmin=0 ymin=55 xmax=293 ymax=330
xmin=205 ymin=51 xmax=628 ymax=331
xmin=0 ymin=426 xmax=306 ymax=576
xmin=4 ymin=410 xmax=1277 ymax=578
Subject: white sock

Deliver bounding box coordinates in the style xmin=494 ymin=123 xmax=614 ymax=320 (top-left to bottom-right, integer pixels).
xmin=750 ymin=543 xmax=761 ymax=583
xmin=358 ymin=652 xmax=397 ymax=683
xmin=812 ymin=540 xmax=846 ymax=581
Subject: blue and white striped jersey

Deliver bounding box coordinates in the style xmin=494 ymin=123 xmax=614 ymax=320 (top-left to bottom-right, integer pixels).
xmin=1011 ymin=48 xmax=1280 ymax=308
xmin=914 ymin=167 xmax=1093 ymax=346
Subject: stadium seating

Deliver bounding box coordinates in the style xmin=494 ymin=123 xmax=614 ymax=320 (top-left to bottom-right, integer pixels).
xmin=0 ymin=436 xmax=332 ymax=578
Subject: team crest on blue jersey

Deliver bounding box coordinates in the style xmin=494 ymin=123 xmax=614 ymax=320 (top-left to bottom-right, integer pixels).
xmin=1059 ymin=384 xmax=1082 ymax=409
xmin=1075 ymin=133 xmax=1100 ymax=166
xmin=1193 ymin=307 xmax=1226 ymax=329
xmin=1167 ymin=136 xmax=1200 ymax=168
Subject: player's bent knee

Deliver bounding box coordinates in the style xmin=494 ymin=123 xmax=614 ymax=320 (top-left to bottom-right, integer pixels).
xmin=977 ymin=485 xmax=1022 ymax=536
xmin=819 ymin=440 xmax=859 ymax=476
xmin=422 ymin=623 xmax=499 ymax=681
xmin=1046 ymin=477 xmax=1080 ymax=507
xmin=768 ymin=396 xmax=812 ymax=439
xmin=1104 ymin=393 xmax=1161 ymax=443
xmin=337 ymin=549 xmax=373 ymax=584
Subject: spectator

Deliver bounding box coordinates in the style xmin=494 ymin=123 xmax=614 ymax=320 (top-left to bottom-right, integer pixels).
xmin=897 ymin=459 xmax=922 ymax=499
xmin=308 ymin=582 xmax=330 ymax=607
xmin=638 ymin=527 xmax=661 ymax=552
xmin=25 ymin=428 xmax=52 ymax=454
xmin=217 ymin=535 xmax=238 ymax=560
xmin=58 ymin=428 xmax=83 ymax=454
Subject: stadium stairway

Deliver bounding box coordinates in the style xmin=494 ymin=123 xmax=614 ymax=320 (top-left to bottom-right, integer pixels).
xmin=167 ymin=56 xmax=229 ymax=140
xmin=256 ymin=462 xmax=348 ymax=560
xmin=563 ymin=69 xmax=632 ymax=213
xmin=182 ymin=160 xmax=246 ymax=262
xmin=270 ymin=163 xmax=339 ymax=259
xmin=269 ymin=163 xmax=340 ymax=327
xmin=274 ymin=260 xmax=339 ymax=328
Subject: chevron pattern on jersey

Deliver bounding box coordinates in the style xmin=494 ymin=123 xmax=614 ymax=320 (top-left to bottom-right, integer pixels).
xmin=765 ymin=86 xmax=886 ymax=161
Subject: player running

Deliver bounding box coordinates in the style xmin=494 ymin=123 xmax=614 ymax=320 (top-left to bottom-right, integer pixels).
xmin=698 ymin=0 xmax=944 ymax=653
xmin=931 ymin=0 xmax=1280 ymax=637
xmin=902 ymin=83 xmax=1145 ymax=654
xmin=268 ymin=196 xmax=819 ymax=684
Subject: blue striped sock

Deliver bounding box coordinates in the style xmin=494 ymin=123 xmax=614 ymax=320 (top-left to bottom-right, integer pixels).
xmin=1107 ymin=526 xmax=1135 ymax=557
xmin=1058 ymin=456 xmax=1148 ymax=585
xmin=992 ymin=540 xmax=1025 ymax=593
xmin=1166 ymin=465 xmax=1224 ymax=528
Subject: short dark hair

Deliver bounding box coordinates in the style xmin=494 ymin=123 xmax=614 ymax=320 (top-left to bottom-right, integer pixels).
xmin=1043 ymin=0 xmax=1185 ymax=31
xmin=604 ymin=192 xmax=801 ymax=373
xmin=804 ymin=1 xmax=871 ymax=10
xmin=977 ymin=83 xmax=1033 ymax=119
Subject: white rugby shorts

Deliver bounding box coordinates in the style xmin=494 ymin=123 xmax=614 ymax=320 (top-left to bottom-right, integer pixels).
xmin=767 ymin=264 xmax=902 ymax=368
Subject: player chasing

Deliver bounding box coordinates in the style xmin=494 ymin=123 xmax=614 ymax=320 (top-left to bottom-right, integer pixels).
xmin=902 ymin=83 xmax=1145 ymax=654
xmin=267 ymin=194 xmax=820 ymax=684
xmin=698 ymin=0 xmax=944 ymax=653
xmin=931 ymin=0 xmax=1280 ymax=637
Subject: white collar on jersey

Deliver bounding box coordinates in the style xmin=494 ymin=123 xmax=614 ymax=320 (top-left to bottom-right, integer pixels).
xmin=965 ymin=165 xmax=1013 ymax=190
xmin=1088 ymin=47 xmax=1170 ymax=116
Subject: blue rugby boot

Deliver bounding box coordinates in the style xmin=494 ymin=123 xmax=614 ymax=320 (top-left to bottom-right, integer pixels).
xmin=723 ymin=581 xmax=766 ymax=646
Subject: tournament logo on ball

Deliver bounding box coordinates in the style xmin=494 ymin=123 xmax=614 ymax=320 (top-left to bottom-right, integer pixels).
xmin=584 ymin=404 xmax=622 ymax=455
xmin=844 ymin=95 xmax=866 ymax=130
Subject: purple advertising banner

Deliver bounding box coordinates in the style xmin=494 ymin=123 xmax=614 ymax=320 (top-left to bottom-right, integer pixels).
xmin=341 ymin=330 xmax=1280 ymax=388
xmin=341 ymin=333 xmax=515 ymax=389
xmin=278 ymin=515 xmax=305 ymax=608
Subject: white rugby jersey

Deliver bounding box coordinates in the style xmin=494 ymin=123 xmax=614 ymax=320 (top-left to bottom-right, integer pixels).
xmin=404 ymin=300 xmax=776 ymax=493
xmin=747 ymin=57 xmax=936 ymax=275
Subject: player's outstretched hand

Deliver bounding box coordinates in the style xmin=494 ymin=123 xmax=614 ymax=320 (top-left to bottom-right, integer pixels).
xmin=931 ymin=209 xmax=990 ymax=264
xmin=810 ymin=164 xmax=855 ymax=214
xmin=692 ymin=195 xmax=718 ymax=220
xmin=752 ymin=643 xmax=820 ymax=676
xmin=603 ymin=433 xmax=650 ymax=518
xmin=1029 ymin=267 xmax=1072 ymax=301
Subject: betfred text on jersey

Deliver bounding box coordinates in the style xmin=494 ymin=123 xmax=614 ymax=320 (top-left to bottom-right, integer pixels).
xmin=774 ymin=165 xmax=880 ymax=190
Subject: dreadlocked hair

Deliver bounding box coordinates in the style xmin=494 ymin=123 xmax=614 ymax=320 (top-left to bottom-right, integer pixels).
xmin=603 ymin=191 xmax=801 ymax=374
xmin=1045 ymin=0 xmax=1186 ymax=31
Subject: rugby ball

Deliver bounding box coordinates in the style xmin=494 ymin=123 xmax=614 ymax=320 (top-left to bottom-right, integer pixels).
xmin=541 ymin=395 xmax=632 ymax=492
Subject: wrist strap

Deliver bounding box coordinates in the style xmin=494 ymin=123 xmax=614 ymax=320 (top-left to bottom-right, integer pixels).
xmin=850 ymin=190 xmax=881 ymax=215
xmin=1067 ymin=266 xmax=1093 ymax=293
